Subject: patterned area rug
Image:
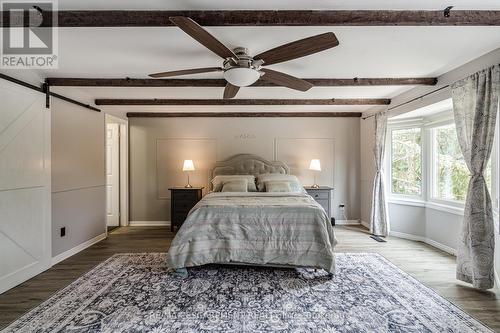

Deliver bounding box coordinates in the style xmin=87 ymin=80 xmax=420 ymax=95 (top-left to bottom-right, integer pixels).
xmin=4 ymin=253 xmax=492 ymax=332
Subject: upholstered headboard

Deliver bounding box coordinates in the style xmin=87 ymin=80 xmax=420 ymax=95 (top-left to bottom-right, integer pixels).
xmin=211 ymin=154 xmax=289 ymax=179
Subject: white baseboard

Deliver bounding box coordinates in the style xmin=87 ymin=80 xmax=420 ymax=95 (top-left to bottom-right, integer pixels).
xmin=360 ymin=220 xmax=370 ymax=229
xmin=425 ymin=238 xmax=457 ymax=256
xmin=0 ymin=260 xmax=51 ymax=294
xmin=390 ymin=230 xmax=426 ymax=242
xmin=129 ymin=220 xmax=170 ymax=227
xmin=390 ymin=231 xmax=456 ymax=256
xmin=335 ymin=219 xmax=361 ymax=225
xmin=51 ymin=233 xmax=107 ymax=265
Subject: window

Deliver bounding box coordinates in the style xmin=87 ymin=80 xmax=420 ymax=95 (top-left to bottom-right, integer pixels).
xmin=431 ymin=123 xmax=492 ymax=202
xmin=388 ymin=107 xmax=499 ymax=214
xmin=391 ymin=128 xmax=422 ymax=196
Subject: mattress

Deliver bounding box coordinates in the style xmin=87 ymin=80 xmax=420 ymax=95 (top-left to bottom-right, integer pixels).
xmin=166 ymin=192 xmax=337 ymax=273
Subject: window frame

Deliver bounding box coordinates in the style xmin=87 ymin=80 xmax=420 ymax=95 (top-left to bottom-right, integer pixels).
xmin=427 ymin=118 xmax=467 ymax=208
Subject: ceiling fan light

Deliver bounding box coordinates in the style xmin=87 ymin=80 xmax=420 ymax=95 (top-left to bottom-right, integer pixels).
xmin=223 ymin=67 xmax=260 ymax=87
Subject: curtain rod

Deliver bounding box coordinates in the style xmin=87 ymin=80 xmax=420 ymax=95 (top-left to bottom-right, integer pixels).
xmin=0 ymin=73 xmax=101 ymax=112
xmin=362 ymin=84 xmax=450 ymax=120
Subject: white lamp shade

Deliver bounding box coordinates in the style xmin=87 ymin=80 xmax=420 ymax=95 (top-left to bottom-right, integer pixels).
xmin=223 ymin=67 xmax=261 ymax=87
xmin=309 ymin=159 xmax=321 ymax=171
xmin=182 ymin=160 xmax=195 ymax=171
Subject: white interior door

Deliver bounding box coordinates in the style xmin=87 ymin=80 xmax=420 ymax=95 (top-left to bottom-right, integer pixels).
xmin=106 ymin=123 xmax=120 ymax=226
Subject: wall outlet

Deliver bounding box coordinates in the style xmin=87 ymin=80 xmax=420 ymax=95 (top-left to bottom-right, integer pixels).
xmin=60 ymin=227 xmax=66 ymax=237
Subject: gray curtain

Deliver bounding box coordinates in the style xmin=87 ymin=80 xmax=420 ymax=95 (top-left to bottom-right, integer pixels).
xmin=370 ymin=111 xmax=389 ymax=237
xmin=451 ymin=64 xmax=499 ymax=290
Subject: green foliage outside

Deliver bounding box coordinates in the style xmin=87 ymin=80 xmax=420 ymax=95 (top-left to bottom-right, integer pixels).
xmin=391 ymin=128 xmax=422 ymax=195
xmin=434 ymin=125 xmax=491 ymax=202
xmin=435 ymin=125 xmax=468 ymax=201
xmin=391 ymin=125 xmax=492 ymax=201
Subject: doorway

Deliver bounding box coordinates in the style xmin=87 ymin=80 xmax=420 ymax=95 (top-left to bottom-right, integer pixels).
xmin=105 ymin=114 xmax=128 ymax=231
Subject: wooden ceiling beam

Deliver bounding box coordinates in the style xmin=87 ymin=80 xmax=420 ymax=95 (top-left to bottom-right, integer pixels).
xmin=2 ymin=10 xmax=500 ymax=27
xmin=95 ymin=98 xmax=390 ymax=106
xmin=126 ymin=112 xmax=363 ymax=118
xmin=47 ymin=77 xmax=437 ymax=87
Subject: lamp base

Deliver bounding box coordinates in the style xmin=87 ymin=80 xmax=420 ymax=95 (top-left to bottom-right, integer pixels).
xmin=184 ymin=184 xmax=193 ymax=188
xmin=311 ymin=184 xmax=320 ymax=188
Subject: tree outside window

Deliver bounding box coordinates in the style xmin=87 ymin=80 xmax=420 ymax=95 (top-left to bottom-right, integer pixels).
xmin=391 ymin=128 xmax=422 ymax=196
xmin=432 ymin=124 xmax=492 ymax=202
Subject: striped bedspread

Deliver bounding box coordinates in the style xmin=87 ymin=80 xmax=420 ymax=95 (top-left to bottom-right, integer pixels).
xmin=166 ymin=192 xmax=336 ymax=273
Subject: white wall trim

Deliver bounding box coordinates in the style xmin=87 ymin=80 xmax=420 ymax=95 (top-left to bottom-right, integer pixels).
xmin=360 ymin=220 xmax=370 ymax=229
xmin=390 ymin=231 xmax=457 ymax=256
xmin=0 ymin=260 xmax=51 ymax=294
xmin=390 ymin=230 xmax=425 ymax=242
xmin=389 ymin=199 xmax=464 ymax=216
xmin=129 ymin=220 xmax=171 ymax=227
xmin=424 ymin=238 xmax=457 ymax=256
xmin=335 ymin=219 xmax=361 ymax=226
xmin=51 ymin=233 xmax=107 ymax=265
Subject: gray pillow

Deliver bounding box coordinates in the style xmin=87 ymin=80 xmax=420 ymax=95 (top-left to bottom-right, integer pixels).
xmin=221 ymin=179 xmax=248 ymax=192
xmin=211 ymin=175 xmax=257 ymax=192
xmin=265 ymin=181 xmax=292 ymax=192
xmin=256 ymin=174 xmax=304 ymax=193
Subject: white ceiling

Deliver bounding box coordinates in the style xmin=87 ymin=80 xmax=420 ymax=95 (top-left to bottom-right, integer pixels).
xmin=19 ymin=1 xmax=500 ymax=114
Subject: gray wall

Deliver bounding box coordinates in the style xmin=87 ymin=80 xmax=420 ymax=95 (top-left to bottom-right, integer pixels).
xmin=388 ymin=202 xmax=462 ymax=251
xmin=51 ymin=98 xmax=106 ymax=256
xmin=388 ymin=203 xmax=426 ymax=238
xmin=129 ymin=117 xmax=361 ymax=222
xmin=360 ymin=116 xmax=375 ymax=225
xmin=425 ymin=208 xmax=461 ymax=250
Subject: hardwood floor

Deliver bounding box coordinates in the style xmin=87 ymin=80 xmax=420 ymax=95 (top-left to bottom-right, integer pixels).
xmin=0 ymin=225 xmax=499 ymax=331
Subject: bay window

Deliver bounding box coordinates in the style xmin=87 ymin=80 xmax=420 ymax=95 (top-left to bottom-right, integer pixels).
xmin=388 ymin=110 xmax=498 ymax=212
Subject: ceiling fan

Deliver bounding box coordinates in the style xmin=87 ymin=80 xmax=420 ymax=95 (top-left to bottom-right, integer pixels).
xmin=149 ymin=17 xmax=339 ymax=99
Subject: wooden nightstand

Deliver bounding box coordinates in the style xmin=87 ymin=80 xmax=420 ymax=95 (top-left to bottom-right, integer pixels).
xmin=304 ymin=186 xmax=333 ymax=219
xmin=169 ymin=187 xmax=204 ymax=232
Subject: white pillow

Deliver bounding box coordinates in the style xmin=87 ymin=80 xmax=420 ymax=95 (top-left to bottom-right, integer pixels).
xmin=221 ymin=179 xmax=248 ymax=192
xmin=265 ymin=181 xmax=292 ymax=192
xmin=211 ymin=175 xmax=257 ymax=192
xmin=256 ymin=174 xmax=305 ymax=193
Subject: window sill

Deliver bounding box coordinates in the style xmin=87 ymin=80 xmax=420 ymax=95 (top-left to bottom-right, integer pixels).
xmin=426 ymin=201 xmax=464 ymax=216
xmin=388 ymin=198 xmax=426 ymax=207
xmin=388 ymin=198 xmax=464 ymax=216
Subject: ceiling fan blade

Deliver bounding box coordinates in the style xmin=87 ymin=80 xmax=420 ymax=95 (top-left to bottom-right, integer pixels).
xmin=254 ymin=32 xmax=339 ymax=66
xmin=149 ymin=67 xmax=222 ymax=78
xmin=223 ymin=83 xmax=240 ymax=99
xmin=260 ymin=68 xmax=313 ymax=92
xmin=170 ymin=16 xmax=237 ymax=59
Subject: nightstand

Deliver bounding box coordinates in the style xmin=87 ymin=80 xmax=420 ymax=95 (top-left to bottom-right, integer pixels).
xmin=169 ymin=187 xmax=204 ymax=232
xmin=304 ymin=186 xmax=333 ymax=219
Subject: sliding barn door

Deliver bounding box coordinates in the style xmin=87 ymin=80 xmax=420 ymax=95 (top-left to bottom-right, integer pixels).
xmin=0 ymin=79 xmax=51 ymax=294
xmin=106 ymin=123 xmax=120 ymax=227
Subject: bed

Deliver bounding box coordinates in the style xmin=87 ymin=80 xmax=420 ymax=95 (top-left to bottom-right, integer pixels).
xmin=166 ymin=154 xmax=337 ymax=274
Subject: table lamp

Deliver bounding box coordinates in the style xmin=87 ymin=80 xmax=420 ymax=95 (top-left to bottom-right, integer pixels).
xmin=182 ymin=160 xmax=195 ymax=188
xmin=309 ymin=159 xmax=321 ymax=188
